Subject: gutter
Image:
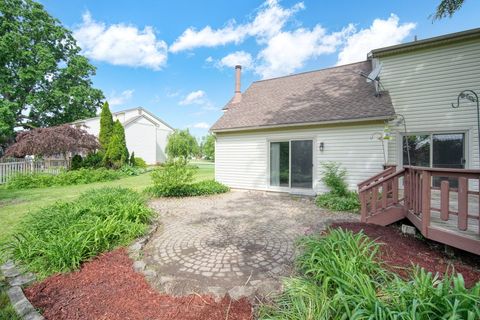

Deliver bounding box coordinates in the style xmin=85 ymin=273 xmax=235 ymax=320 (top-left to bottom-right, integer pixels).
xmin=369 ymin=27 xmax=480 ymax=58
xmin=211 ymin=115 xmax=394 ymax=133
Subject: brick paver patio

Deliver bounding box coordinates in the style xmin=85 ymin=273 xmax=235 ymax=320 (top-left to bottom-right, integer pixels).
xmin=139 ymin=190 xmax=356 ymax=299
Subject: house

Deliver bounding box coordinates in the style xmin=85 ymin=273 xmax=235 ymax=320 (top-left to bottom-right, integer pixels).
xmin=74 ymin=107 xmax=173 ymax=165
xmin=211 ymin=28 xmax=480 ymax=196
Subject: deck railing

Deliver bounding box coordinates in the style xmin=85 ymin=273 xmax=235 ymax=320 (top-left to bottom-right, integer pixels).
xmin=358 ymin=166 xmax=480 ymax=255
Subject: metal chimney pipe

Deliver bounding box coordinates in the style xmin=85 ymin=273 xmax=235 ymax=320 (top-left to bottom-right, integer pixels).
xmin=232 ymin=65 xmax=242 ymax=103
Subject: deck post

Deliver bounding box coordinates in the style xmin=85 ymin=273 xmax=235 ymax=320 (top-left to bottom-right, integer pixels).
xmin=421 ymin=170 xmax=431 ymax=236
xmin=360 ymin=191 xmax=367 ymax=222
xmin=440 ymin=180 xmax=450 ymax=221
xmin=382 ymin=182 xmax=388 ymax=209
xmin=458 ymin=177 xmax=468 ymax=231
xmin=392 ymin=176 xmax=399 ymax=204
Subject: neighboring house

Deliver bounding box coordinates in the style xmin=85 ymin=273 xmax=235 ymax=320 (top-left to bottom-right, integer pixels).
xmin=74 ymin=107 xmax=173 ymax=165
xmin=211 ymin=28 xmax=480 ymax=195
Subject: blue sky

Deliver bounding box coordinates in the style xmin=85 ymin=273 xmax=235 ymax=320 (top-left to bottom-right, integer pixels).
xmin=40 ymin=0 xmax=479 ymax=138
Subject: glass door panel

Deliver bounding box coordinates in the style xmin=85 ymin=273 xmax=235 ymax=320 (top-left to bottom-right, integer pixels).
xmin=270 ymin=142 xmax=289 ymax=187
xmin=403 ymin=135 xmax=430 ymax=166
xmin=433 ymin=133 xmax=465 ymax=187
xmin=291 ymin=140 xmax=313 ymax=189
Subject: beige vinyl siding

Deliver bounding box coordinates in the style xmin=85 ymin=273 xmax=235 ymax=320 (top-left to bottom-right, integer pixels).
xmin=378 ymin=39 xmax=480 ymax=170
xmin=215 ymin=122 xmax=386 ymax=194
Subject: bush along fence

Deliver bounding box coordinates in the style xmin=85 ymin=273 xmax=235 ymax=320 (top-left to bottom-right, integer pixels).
xmin=0 ymin=159 xmax=68 ymax=184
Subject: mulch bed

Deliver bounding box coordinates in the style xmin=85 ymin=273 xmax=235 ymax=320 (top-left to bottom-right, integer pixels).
xmin=331 ymin=222 xmax=480 ymax=288
xmin=25 ymin=248 xmax=252 ymax=320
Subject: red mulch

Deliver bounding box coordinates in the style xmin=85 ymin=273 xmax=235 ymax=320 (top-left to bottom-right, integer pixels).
xmin=331 ymin=222 xmax=480 ymax=288
xmin=25 ymin=248 xmax=252 ymax=320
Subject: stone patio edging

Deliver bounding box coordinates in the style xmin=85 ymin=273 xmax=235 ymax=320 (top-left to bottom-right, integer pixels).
xmin=1 ymin=260 xmax=43 ymax=320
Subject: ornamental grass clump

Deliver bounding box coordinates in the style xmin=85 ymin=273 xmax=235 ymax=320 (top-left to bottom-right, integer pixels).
xmin=4 ymin=188 xmax=153 ymax=277
xmin=259 ymin=228 xmax=480 ymax=320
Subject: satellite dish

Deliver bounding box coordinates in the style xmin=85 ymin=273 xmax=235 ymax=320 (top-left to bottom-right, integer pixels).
xmin=366 ymin=63 xmax=382 ymax=83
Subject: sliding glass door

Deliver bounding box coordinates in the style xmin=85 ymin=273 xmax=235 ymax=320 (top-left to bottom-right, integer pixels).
xmin=403 ymin=133 xmax=465 ymax=187
xmin=270 ymin=140 xmax=313 ymax=189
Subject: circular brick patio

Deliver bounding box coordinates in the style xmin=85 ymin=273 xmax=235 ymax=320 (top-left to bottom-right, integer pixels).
xmin=140 ymin=190 xmax=357 ymax=299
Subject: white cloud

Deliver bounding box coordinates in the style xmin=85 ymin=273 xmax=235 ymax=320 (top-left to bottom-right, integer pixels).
xmin=169 ymin=0 xmax=304 ymax=52
xmin=191 ymin=122 xmax=210 ymax=129
xmin=205 ymin=56 xmax=214 ymax=63
xmin=108 ymin=89 xmax=134 ymax=106
xmin=255 ymin=25 xmax=354 ymax=79
xmin=337 ymin=14 xmax=416 ymax=65
xmin=218 ymin=51 xmax=253 ymax=69
xmin=179 ymin=90 xmax=206 ymax=105
xmin=74 ymin=12 xmax=168 ymax=70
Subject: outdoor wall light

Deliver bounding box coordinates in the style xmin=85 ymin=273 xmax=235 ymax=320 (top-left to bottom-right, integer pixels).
xmin=319 ymin=142 xmax=324 ymax=152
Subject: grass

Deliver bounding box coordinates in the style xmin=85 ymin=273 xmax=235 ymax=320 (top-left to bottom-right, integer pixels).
xmin=0 ymin=160 xmax=214 ymax=245
xmin=0 ymin=276 xmax=20 ymax=320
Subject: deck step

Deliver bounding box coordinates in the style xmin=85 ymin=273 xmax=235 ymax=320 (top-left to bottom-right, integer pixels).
xmin=364 ymin=205 xmax=406 ymax=226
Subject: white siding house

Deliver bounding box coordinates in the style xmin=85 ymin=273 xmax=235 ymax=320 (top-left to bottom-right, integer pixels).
xmin=371 ymin=33 xmax=480 ymax=172
xmin=212 ymin=28 xmax=480 ymax=195
xmin=215 ymin=122 xmax=386 ymax=194
xmin=74 ymin=107 xmax=173 ymax=165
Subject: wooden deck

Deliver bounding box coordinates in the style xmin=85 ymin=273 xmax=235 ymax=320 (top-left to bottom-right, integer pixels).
xmin=359 ymin=166 xmax=480 ymax=255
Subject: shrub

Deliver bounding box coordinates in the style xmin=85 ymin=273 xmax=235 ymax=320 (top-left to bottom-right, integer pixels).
xmin=82 ymin=152 xmax=103 ymax=168
xmin=132 ymin=156 xmax=147 ymax=168
xmin=149 ymin=160 xmax=195 ymax=196
xmin=118 ymin=164 xmax=143 ymax=176
xmin=321 ymin=161 xmax=348 ymax=196
xmin=148 ymin=160 xmax=228 ymax=197
xmin=147 ymin=179 xmax=229 ymax=197
xmin=4 ymin=188 xmax=153 ymax=277
xmin=70 ymin=154 xmax=83 ymax=170
xmin=315 ymin=191 xmax=360 ymax=212
xmin=316 ymin=162 xmax=360 ymax=212
xmin=259 ymin=229 xmax=480 ymax=320
xmin=6 ymin=168 xmax=123 ymax=189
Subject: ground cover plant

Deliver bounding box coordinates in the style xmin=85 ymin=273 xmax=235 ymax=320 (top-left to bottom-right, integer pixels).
xmin=0 ymin=277 xmax=20 ymax=320
xmin=147 ymin=160 xmax=228 ymax=197
xmin=259 ymin=228 xmax=480 ymax=319
xmin=315 ymin=162 xmax=360 ymax=212
xmin=3 ymin=187 xmax=153 ymax=277
xmin=5 ymin=168 xmax=123 ymax=189
xmin=0 ymin=161 xmax=214 ymax=245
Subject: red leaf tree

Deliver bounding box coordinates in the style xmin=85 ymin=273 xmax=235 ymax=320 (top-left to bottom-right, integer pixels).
xmin=4 ymin=125 xmax=100 ymax=158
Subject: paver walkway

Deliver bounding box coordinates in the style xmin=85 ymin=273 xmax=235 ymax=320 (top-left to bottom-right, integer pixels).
xmin=140 ymin=190 xmax=357 ymax=299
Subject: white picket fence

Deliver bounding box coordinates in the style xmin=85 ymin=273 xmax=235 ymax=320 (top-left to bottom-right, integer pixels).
xmin=0 ymin=159 xmax=69 ymax=184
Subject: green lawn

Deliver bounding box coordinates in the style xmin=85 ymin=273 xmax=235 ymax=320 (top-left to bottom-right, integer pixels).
xmin=0 ymin=161 xmax=214 ymax=245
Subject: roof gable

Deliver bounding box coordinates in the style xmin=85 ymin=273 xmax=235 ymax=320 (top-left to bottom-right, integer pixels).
xmin=211 ymin=61 xmax=395 ymax=132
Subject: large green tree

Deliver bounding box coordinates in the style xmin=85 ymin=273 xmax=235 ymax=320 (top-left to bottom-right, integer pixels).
xmin=98 ymin=102 xmax=113 ymax=150
xmin=165 ymin=129 xmax=199 ymax=161
xmin=0 ymin=0 xmax=104 ymax=146
xmin=104 ymin=120 xmax=128 ymax=168
xmin=201 ymin=134 xmax=215 ymax=160
xmin=432 ymin=0 xmax=464 ymax=20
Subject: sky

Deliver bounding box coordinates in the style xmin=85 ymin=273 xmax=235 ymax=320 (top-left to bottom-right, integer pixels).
xmin=40 ymin=0 xmax=479 ymax=138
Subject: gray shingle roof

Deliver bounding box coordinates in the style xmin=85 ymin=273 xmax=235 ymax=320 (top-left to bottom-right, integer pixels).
xmin=211 ymin=61 xmax=395 ymax=132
